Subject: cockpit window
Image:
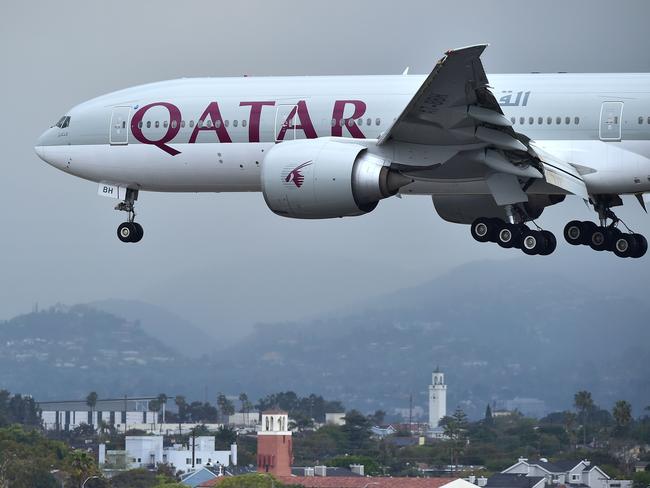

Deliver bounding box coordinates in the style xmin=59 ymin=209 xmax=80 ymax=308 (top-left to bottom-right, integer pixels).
xmin=55 ymin=116 xmax=71 ymax=129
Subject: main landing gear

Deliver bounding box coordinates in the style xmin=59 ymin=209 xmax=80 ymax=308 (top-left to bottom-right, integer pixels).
xmin=471 ymin=217 xmax=557 ymax=256
xmin=562 ymin=197 xmax=647 ymax=258
xmin=115 ymin=189 xmax=144 ymax=243
xmin=563 ymin=221 xmax=646 ymax=258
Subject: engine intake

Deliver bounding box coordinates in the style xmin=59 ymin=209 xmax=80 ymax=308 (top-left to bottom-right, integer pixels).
xmin=261 ymin=139 xmax=409 ymax=219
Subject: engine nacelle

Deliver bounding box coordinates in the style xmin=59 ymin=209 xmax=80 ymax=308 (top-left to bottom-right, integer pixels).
xmin=432 ymin=194 xmax=565 ymax=224
xmin=261 ymin=139 xmax=408 ymax=219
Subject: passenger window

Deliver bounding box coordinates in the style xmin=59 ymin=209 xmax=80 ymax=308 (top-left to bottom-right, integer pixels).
xmin=171 ymin=121 xmax=177 ymax=129
xmin=198 ymin=120 xmax=204 ymax=128
xmin=547 ymin=117 xmax=552 ymax=125
xmin=375 ymin=118 xmax=381 ymax=126
xmin=367 ymin=118 xmax=372 ymax=126
xmin=189 ymin=120 xmax=195 ymax=128
xmin=331 ymin=119 xmax=336 ymax=127
xmin=357 ymin=119 xmax=362 ymax=126
xmin=225 ymin=120 xmax=229 ymax=127
xmin=647 ymin=117 xmax=650 ymax=124
xmin=122 ymin=121 xmax=126 ymax=129
xmin=155 ymin=121 xmax=160 ymax=128
xmin=528 ymin=117 xmax=534 ymax=124
xmin=215 ymin=120 xmax=221 ymax=128
xmin=163 ymin=121 xmax=168 ymax=128
xmin=575 ymin=117 xmax=580 ymax=124
xmin=242 ymin=119 xmax=247 ymax=127
xmin=518 ymin=117 xmax=523 ymax=125
xmin=146 ymin=121 xmax=151 ymax=129
xmin=206 ymin=120 xmax=213 ymax=128
xmin=639 ymin=116 xmax=644 ymax=124
xmin=537 ymin=117 xmax=542 ymax=124
xmin=138 ymin=121 xmax=143 ymax=129
xmin=510 ymin=117 xmax=516 ymax=124
xmin=556 ymin=117 xmax=561 ymax=124
xmin=347 ymin=119 xmax=354 ymax=127
xmin=233 ymin=120 xmax=238 ymax=127
xmin=181 ymin=120 xmax=186 ymax=128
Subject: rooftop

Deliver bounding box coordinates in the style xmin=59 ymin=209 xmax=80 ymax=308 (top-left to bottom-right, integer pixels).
xmin=487 ymin=474 xmax=545 ymax=488
xmin=201 ymin=476 xmax=457 ymax=487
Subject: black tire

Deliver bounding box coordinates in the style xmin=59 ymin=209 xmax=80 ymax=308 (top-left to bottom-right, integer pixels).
xmin=539 ymin=230 xmax=557 ymax=256
xmin=613 ymin=233 xmax=638 ymax=258
xmin=521 ymin=229 xmax=544 ymax=255
xmin=588 ymin=226 xmax=608 ymax=251
xmin=497 ymin=223 xmax=522 ymax=249
xmin=470 ymin=217 xmax=494 ymax=243
xmin=131 ymin=223 xmax=144 ymax=243
xmin=632 ymin=234 xmax=647 ymax=258
xmin=581 ymin=221 xmax=598 ymax=245
xmin=563 ymin=220 xmax=584 ymax=245
xmin=117 ymin=222 xmax=136 ymax=243
xmin=605 ymin=227 xmax=622 ymax=251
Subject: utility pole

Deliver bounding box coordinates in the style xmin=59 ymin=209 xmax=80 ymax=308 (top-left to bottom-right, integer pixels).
xmin=191 ymin=427 xmax=196 ymax=469
xmin=409 ymin=394 xmax=413 ymax=434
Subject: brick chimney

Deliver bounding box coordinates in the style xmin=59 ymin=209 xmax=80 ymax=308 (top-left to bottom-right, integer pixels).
xmin=257 ymin=410 xmax=292 ymax=477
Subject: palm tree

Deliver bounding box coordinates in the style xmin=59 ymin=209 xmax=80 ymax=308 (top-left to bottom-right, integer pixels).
xmin=175 ymin=395 xmax=186 ymax=434
xmin=86 ymin=392 xmax=98 ymax=429
xmin=157 ymin=393 xmax=168 ymax=424
xmin=563 ymin=411 xmax=577 ymax=449
xmin=612 ymin=400 xmax=632 ymax=430
xmin=574 ymin=390 xmax=594 ymax=445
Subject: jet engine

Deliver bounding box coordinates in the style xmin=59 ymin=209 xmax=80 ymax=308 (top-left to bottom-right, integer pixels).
xmin=261 ymin=139 xmax=410 ymax=219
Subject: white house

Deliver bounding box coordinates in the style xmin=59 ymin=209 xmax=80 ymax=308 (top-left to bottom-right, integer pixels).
xmin=502 ymin=458 xmax=632 ymax=488
xmin=224 ymin=412 xmax=260 ymax=427
xmin=124 ymin=435 xmax=237 ymax=472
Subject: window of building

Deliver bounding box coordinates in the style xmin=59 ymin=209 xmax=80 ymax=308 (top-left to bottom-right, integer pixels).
xmin=186 ymin=458 xmax=192 ymax=465
xmin=196 ymin=458 xmax=202 ymax=464
xmin=137 ymin=458 xmax=141 ymax=463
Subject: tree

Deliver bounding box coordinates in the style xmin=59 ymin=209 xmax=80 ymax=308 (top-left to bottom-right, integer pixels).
xmin=239 ymin=393 xmax=254 ymax=425
xmin=217 ymin=474 xmax=289 ymax=487
xmin=86 ymin=392 xmax=98 ymax=429
xmin=442 ymin=407 xmax=469 ymax=471
xmin=370 ymin=410 xmax=386 ymax=426
xmin=342 ymin=410 xmax=372 ymax=451
xmin=65 ymin=450 xmax=101 ymax=488
xmin=484 ymin=404 xmax=493 ymax=425
xmin=157 ymin=394 xmax=168 ymax=424
xmin=574 ymin=390 xmax=594 ymax=445
xmin=174 ymin=395 xmax=187 ymax=432
xmin=612 ymin=400 xmax=632 ymax=432
xmin=563 ymin=411 xmax=577 ymax=448
xmin=217 ymin=393 xmax=235 ymax=420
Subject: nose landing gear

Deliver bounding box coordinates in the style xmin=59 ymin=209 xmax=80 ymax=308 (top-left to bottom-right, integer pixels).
xmin=115 ymin=189 xmax=144 ymax=243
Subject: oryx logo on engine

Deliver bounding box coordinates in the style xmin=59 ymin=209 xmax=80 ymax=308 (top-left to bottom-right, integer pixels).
xmin=284 ymin=161 xmax=312 ymax=188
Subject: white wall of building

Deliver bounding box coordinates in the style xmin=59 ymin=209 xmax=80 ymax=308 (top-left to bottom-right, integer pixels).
xmin=428 ymin=370 xmax=447 ymax=429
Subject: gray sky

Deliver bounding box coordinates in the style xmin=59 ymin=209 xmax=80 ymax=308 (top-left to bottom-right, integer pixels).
xmin=2 ymin=0 xmax=650 ymax=341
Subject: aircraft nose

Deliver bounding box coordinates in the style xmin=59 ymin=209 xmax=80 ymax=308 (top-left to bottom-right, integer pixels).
xmin=34 ymin=129 xmax=53 ymax=165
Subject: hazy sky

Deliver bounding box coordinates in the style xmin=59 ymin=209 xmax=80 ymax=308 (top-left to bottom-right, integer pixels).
xmin=2 ymin=0 xmax=650 ymax=341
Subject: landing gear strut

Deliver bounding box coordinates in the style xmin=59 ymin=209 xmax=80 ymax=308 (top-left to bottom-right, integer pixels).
xmin=563 ymin=197 xmax=647 ymax=258
xmin=470 ymin=217 xmax=557 ymax=256
xmin=115 ymin=189 xmax=144 ymax=243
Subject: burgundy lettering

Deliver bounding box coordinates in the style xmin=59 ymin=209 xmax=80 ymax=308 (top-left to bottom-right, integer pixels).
xmin=189 ymin=102 xmax=232 ymax=143
xmin=276 ymin=100 xmax=318 ymax=141
xmin=131 ymin=102 xmax=182 ymax=156
xmin=240 ymin=101 xmax=275 ymax=142
xmin=331 ymin=100 xmax=366 ymax=138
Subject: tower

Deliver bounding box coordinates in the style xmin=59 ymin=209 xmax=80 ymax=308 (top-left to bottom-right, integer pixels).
xmin=257 ymin=409 xmax=292 ymax=477
xmin=428 ymin=367 xmax=447 ymax=428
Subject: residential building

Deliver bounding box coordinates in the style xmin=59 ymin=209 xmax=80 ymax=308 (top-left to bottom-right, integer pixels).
xmin=501 ymin=458 xmax=632 ymax=488
xmin=485 ymin=473 xmax=545 ymax=488
xmin=224 ymin=412 xmax=259 ymax=427
xmin=325 ymin=413 xmax=346 ymax=426
xmin=39 ymin=397 xmax=158 ymax=431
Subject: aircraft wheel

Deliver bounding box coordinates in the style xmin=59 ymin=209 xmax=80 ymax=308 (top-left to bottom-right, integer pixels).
xmin=497 ymin=223 xmax=522 ymax=249
xmin=117 ymin=222 xmax=136 ymax=243
xmin=471 ymin=217 xmax=493 ymax=243
xmin=632 ymin=234 xmax=647 ymax=258
xmin=563 ymin=220 xmax=585 ymax=245
xmin=521 ymin=229 xmax=544 ymax=255
xmin=132 ymin=223 xmax=144 ymax=243
xmin=613 ymin=233 xmax=638 ymax=258
xmin=539 ymin=230 xmax=557 ymax=256
xmin=588 ymin=226 xmax=608 ymax=251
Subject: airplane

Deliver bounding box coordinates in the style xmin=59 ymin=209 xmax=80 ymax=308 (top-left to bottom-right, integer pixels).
xmin=35 ymin=44 xmax=650 ymax=258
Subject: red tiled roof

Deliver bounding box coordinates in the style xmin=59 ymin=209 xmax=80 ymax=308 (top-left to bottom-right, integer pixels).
xmin=200 ymin=476 xmax=456 ymax=487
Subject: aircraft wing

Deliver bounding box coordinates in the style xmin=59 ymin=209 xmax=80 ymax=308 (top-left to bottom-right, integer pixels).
xmin=379 ymin=45 xmax=588 ymax=199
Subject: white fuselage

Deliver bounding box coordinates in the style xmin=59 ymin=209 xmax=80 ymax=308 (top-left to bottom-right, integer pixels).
xmin=35 ymin=73 xmax=650 ymax=197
